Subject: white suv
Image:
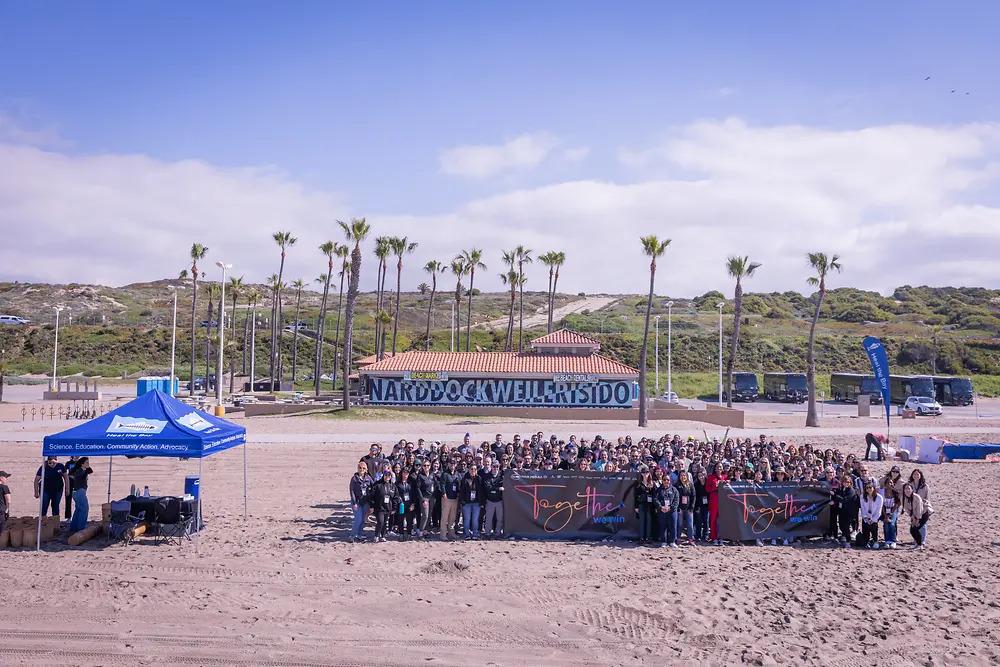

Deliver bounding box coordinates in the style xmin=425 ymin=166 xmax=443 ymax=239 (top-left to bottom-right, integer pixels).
xmin=0 ymin=315 xmax=30 ymax=325
xmin=903 ymin=396 xmax=942 ymax=416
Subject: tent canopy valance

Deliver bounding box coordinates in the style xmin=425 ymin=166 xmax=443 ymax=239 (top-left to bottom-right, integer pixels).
xmin=42 ymin=389 xmax=246 ymax=459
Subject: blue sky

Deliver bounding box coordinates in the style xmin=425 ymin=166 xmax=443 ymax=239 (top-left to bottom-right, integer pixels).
xmin=1 ymin=2 xmax=999 ymax=293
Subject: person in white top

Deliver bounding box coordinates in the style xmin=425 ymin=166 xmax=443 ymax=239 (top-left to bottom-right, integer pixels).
xmin=858 ymin=480 xmax=884 ymax=549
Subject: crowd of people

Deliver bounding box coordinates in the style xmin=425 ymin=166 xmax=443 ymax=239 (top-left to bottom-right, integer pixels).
xmin=348 ymin=431 xmax=934 ymax=549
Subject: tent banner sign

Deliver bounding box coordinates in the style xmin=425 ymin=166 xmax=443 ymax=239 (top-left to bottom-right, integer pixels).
xmin=368 ymin=376 xmax=634 ymax=407
xmin=503 ymin=470 xmax=638 ymax=539
xmin=718 ymin=482 xmax=831 ymax=541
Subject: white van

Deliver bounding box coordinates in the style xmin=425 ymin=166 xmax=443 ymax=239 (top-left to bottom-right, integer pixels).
xmin=0 ymin=315 xmax=30 ymax=325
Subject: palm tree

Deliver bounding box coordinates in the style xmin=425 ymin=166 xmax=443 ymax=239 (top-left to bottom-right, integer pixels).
xmin=724 ymin=256 xmax=762 ymax=408
xmin=550 ymin=251 xmax=566 ymax=332
xmin=204 ymin=282 xmax=220 ymax=395
xmin=187 ymin=243 xmax=208 ymax=396
xmin=390 ymin=236 xmax=418 ymax=355
xmin=500 ymin=268 xmax=521 ymax=351
xmin=515 ymin=245 xmax=533 ymax=351
xmin=460 ymin=248 xmax=486 ymax=352
xmin=417 ymin=282 xmax=430 ymax=295
xmin=372 ymin=237 xmax=391 ymax=359
xmin=638 ymin=235 xmax=671 ymax=427
xmin=269 ymin=231 xmax=297 ymax=390
xmin=501 ymin=250 xmax=517 ymax=350
xmin=423 ymin=260 xmax=444 ymax=350
xmin=265 ymin=274 xmax=281 ymax=387
xmin=289 ymin=279 xmax=306 ymax=384
xmin=539 ymin=252 xmax=557 ymax=333
xmin=330 ymin=247 xmax=350 ymax=389
xmin=178 ymin=269 xmax=189 ymax=280
xmin=314 ymin=241 xmax=336 ymax=395
xmin=805 ymin=252 xmax=843 ymax=427
xmin=450 ymin=258 xmax=467 ymax=351
xmin=339 ymin=217 xmax=370 ymax=410
xmin=374 ymin=309 xmax=392 ymax=357
xmin=228 ymin=275 xmax=244 ymax=393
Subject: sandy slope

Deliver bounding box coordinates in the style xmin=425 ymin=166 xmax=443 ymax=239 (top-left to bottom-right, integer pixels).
xmin=1 ymin=420 xmax=999 ymax=666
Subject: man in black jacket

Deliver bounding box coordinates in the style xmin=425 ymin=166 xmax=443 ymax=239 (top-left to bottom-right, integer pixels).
xmin=414 ymin=460 xmax=436 ymax=538
xmin=483 ymin=462 xmax=504 ymax=538
xmin=439 ymin=460 xmax=461 ymax=541
xmin=460 ymin=467 xmax=485 ymax=539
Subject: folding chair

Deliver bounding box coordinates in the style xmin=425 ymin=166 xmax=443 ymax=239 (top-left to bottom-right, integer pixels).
xmin=152 ymin=497 xmax=194 ymax=546
xmin=106 ymin=501 xmax=146 ymax=546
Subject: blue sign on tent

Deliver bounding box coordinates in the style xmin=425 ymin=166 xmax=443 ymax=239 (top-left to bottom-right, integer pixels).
xmin=43 ymin=389 xmax=246 ymax=459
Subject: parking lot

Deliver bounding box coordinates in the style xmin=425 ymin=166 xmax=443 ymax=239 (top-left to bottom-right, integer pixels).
xmin=666 ymin=396 xmax=998 ymax=420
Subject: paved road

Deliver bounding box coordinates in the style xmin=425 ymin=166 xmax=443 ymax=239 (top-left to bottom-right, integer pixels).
xmin=477 ymin=295 xmax=618 ymax=330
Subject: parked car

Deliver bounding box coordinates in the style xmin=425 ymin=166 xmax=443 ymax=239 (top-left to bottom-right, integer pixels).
xmin=186 ymin=375 xmax=216 ymax=391
xmin=199 ymin=320 xmax=219 ymax=328
xmin=659 ymin=391 xmax=679 ymax=404
xmin=0 ymin=315 xmax=30 ymax=325
xmin=903 ymin=396 xmax=942 ymax=416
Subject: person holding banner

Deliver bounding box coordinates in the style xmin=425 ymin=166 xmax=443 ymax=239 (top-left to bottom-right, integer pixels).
xmin=706 ymin=463 xmax=727 ymax=546
xmin=634 ymin=468 xmax=654 ymax=544
xmin=833 ymin=474 xmax=859 ymax=548
xmin=653 ymin=476 xmax=679 ymax=548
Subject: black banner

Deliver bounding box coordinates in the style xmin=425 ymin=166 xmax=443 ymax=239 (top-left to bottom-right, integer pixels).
xmin=718 ymin=482 xmax=831 ymax=541
xmin=503 ymin=470 xmax=638 ymax=539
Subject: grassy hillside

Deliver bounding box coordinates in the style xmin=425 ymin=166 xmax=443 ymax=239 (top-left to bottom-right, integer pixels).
xmin=1 ymin=280 xmax=998 ymax=396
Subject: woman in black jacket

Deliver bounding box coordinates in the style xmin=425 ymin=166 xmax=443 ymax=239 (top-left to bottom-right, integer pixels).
xmin=395 ymin=468 xmax=417 ymax=540
xmin=369 ymin=475 xmax=398 ymax=543
xmin=694 ymin=471 xmax=710 ymax=542
xmin=833 ymin=474 xmax=859 ymax=548
xmin=349 ymin=462 xmax=374 ymax=543
xmin=634 ymin=469 xmax=654 ymax=544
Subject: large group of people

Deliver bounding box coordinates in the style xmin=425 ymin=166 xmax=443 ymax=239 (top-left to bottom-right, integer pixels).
xmin=348 ymin=431 xmax=934 ymax=549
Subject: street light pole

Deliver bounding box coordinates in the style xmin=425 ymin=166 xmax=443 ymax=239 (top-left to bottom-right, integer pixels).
xmin=450 ymin=301 xmax=455 ymax=352
xmin=717 ymin=302 xmax=724 ymax=406
xmin=666 ymin=301 xmax=673 ymax=400
xmin=215 ymin=262 xmax=232 ymax=405
xmin=51 ymin=306 xmax=63 ymax=388
xmin=249 ymin=299 xmax=257 ymax=392
xmin=167 ymin=286 xmax=182 ymax=396
xmin=654 ymin=315 xmax=660 ymax=396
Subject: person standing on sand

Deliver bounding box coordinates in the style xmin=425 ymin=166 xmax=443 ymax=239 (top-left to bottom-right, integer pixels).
xmin=0 ymin=470 xmax=11 ymax=535
xmin=822 ymin=466 xmax=841 ymax=542
xmin=694 ymin=470 xmax=709 ymax=542
xmin=414 ymin=460 xmax=435 ymax=538
xmin=706 ymin=463 xmax=727 ymax=546
xmin=395 ymin=468 xmax=416 ymax=540
xmin=654 ymin=475 xmax=679 ymax=548
xmin=676 ymin=471 xmax=696 ymax=545
xmin=64 ymin=456 xmax=78 ymax=520
xmin=69 ymin=457 xmax=93 ymax=533
xmin=833 ymin=474 xmax=859 ymax=548
xmin=439 ymin=460 xmax=461 ymax=541
xmin=459 ymin=465 xmax=484 ymax=540
xmin=349 ymin=462 xmax=374 ymax=542
xmin=634 ymin=468 xmax=653 ymax=544
xmin=369 ymin=472 xmax=398 ymax=543
xmin=902 ymin=482 xmax=927 ymax=549
xmin=858 ymin=480 xmax=883 ymax=549
xmin=34 ymin=456 xmax=67 ymax=517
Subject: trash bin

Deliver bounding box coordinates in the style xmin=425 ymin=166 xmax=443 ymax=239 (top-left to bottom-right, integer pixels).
xmin=184 ymin=475 xmax=200 ymax=499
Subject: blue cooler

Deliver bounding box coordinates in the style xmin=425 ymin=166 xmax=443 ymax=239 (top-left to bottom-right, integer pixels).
xmin=184 ymin=475 xmax=200 ymax=499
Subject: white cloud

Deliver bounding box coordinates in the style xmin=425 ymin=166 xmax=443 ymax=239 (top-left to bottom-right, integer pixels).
xmin=439 ymin=132 xmax=563 ymax=178
xmin=3 ymin=119 xmax=1000 ymax=297
xmin=0 ymin=112 xmax=66 ymax=148
xmin=0 ymin=143 xmax=347 ymax=286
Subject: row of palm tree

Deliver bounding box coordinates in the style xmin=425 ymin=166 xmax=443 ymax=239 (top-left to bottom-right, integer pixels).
xmin=636 ymin=238 xmax=841 ymax=428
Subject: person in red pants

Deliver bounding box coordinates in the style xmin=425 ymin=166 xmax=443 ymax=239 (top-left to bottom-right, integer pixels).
xmin=706 ymin=462 xmax=729 ymax=545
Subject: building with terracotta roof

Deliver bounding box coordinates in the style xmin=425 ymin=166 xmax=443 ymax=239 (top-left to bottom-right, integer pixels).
xmin=359 ymin=330 xmax=639 ymax=408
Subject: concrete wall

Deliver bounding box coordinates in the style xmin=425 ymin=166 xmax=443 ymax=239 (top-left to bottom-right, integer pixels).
xmin=243 ymin=401 xmax=744 ymax=427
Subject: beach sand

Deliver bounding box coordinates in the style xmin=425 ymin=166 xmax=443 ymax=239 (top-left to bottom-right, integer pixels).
xmin=1 ymin=410 xmax=999 ymax=666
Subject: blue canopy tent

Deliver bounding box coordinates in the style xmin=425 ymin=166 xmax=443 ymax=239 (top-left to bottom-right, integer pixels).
xmin=37 ymin=389 xmax=247 ymax=550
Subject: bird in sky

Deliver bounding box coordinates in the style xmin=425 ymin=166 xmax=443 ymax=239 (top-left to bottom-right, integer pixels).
xmin=924 ymin=76 xmax=931 ymax=80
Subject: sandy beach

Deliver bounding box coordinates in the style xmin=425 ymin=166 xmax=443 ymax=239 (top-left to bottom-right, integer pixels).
xmin=1 ymin=387 xmax=999 ymax=665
